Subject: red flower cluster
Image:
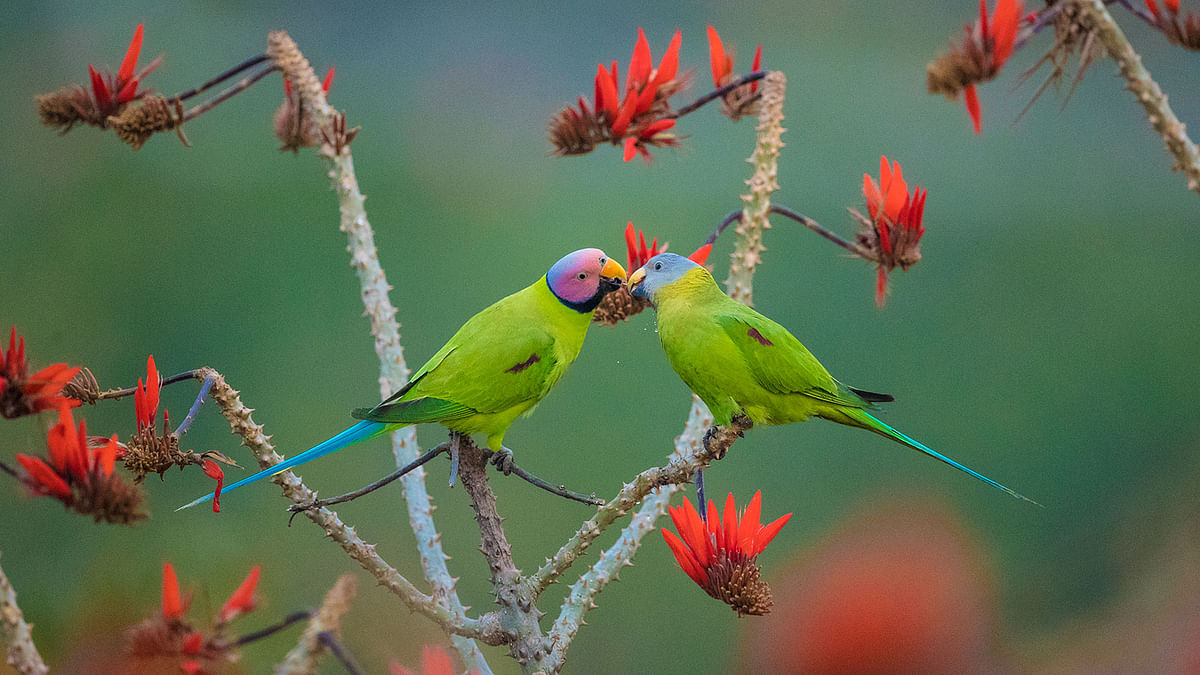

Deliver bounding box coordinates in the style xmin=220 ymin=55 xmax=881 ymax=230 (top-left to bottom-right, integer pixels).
xmin=662 ymin=491 xmax=791 ymax=616
xmin=1147 ymin=0 xmax=1200 ymax=49
xmin=855 ymin=156 xmax=927 ymax=307
xmin=926 ymin=0 xmax=1024 ymax=133
xmin=129 ymin=562 xmax=263 ymax=674
xmin=624 ymin=222 xmax=713 ymax=272
xmin=36 ymin=24 xmax=160 ymax=133
xmin=15 ymin=406 xmax=144 ymax=524
xmin=548 ymin=28 xmax=683 ymax=163
xmin=126 ymin=355 xmax=226 ymax=512
xmin=0 ymin=327 xmax=80 ymax=419
xmin=707 ymin=26 xmax=763 ymax=120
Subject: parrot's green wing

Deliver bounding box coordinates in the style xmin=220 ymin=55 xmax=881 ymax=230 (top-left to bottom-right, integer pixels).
xmin=717 ymin=313 xmax=873 ymax=409
xmin=353 ymin=299 xmax=564 ymax=424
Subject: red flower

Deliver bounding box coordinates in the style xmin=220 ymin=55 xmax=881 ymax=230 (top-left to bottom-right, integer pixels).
xmin=89 ymin=24 xmax=155 ymax=115
xmin=134 ymin=354 xmax=162 ymax=431
xmin=130 ymin=562 xmax=264 ymax=672
xmin=162 ymin=561 xmax=189 ymax=620
xmin=202 ymin=460 xmax=225 ymax=514
xmin=390 ymin=645 xmax=473 ymax=675
xmin=218 ymin=565 xmax=261 ymax=623
xmin=706 ymin=27 xmax=763 ymax=120
xmin=14 ymin=406 xmax=143 ymax=523
xmin=926 ymin=0 xmax=1023 ymax=133
xmin=1146 ymin=0 xmax=1200 ymax=49
xmin=0 ymin=326 xmax=81 ymax=419
xmin=277 ymin=67 xmax=336 ymax=151
xmin=662 ymin=491 xmax=791 ymax=616
xmin=856 ymin=156 xmax=927 ymax=307
xmin=624 ymin=222 xmax=712 ymax=273
xmin=549 ymin=29 xmax=683 ymax=162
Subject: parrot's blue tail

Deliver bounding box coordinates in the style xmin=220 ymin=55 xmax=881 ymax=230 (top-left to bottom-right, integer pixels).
xmin=176 ymin=420 xmax=390 ymax=511
xmin=853 ymin=410 xmax=1040 ymax=505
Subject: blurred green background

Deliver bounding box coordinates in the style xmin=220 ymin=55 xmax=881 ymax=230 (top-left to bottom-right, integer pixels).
xmin=3 ymin=0 xmax=1199 ymax=672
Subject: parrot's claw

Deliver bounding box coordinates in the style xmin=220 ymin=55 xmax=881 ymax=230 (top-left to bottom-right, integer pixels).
xmin=490 ymin=448 xmax=516 ymax=475
xmin=702 ymin=426 xmax=728 ymax=460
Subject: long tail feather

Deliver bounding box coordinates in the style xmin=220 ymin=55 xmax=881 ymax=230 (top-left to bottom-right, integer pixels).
xmin=176 ymin=420 xmax=390 ymax=511
xmin=854 ymin=410 xmax=1039 ymax=505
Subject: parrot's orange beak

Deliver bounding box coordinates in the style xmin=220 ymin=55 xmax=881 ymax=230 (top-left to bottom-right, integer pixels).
xmin=601 ymin=257 xmax=628 ymax=283
xmin=627 ymin=267 xmax=646 ymax=296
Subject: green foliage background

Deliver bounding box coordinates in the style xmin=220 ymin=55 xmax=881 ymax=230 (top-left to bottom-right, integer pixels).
xmin=2 ymin=1 xmax=1198 ymax=672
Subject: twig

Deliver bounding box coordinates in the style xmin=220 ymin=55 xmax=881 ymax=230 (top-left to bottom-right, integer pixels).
xmin=706 ymin=205 xmax=870 ymax=257
xmin=267 ymin=30 xmax=490 ymax=672
xmin=276 ymin=574 xmax=357 ymax=675
xmin=488 ymin=450 xmax=604 ymax=506
xmin=0 ymin=460 xmax=17 ymax=479
xmin=1076 ymin=0 xmax=1200 ymax=195
xmin=665 ymin=71 xmax=767 ymax=120
xmin=726 ymin=71 xmax=787 ymax=305
xmin=286 ymin=442 xmax=450 ymax=521
xmin=317 ymin=632 xmax=363 ymax=675
xmin=181 ymin=65 xmax=280 ymax=122
xmin=96 ymin=368 xmax=201 ymax=400
xmin=171 ymin=54 xmax=271 ymax=102
xmin=0 ymin=553 xmax=49 ymax=675
xmin=174 ymin=375 xmax=214 ymax=437
xmin=200 ymin=367 xmax=503 ymax=645
xmin=233 ymin=610 xmax=312 ymax=647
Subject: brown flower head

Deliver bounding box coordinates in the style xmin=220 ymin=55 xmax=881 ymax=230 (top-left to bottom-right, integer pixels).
xmin=36 ymin=24 xmax=161 ymax=133
xmin=549 ymin=28 xmax=685 ymax=163
xmin=851 ymin=156 xmax=927 ymax=307
xmin=593 ymin=223 xmax=712 ymax=326
xmin=662 ymin=491 xmax=791 ymax=616
xmin=927 ymin=0 xmax=1024 ymax=133
xmin=108 ymin=95 xmax=188 ymax=150
xmin=128 ymin=562 xmax=263 ymax=673
xmin=275 ymin=67 xmax=335 ymax=152
xmin=15 ymin=406 xmax=145 ymax=524
xmin=0 ymin=326 xmax=81 ymax=419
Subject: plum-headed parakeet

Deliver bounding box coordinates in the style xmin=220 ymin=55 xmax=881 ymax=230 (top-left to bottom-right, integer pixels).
xmin=628 ymin=253 xmax=1032 ymax=502
xmin=179 ymin=248 xmax=627 ymax=510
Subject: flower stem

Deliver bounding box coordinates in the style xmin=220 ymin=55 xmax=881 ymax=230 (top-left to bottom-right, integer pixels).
xmin=666 ymin=71 xmax=766 ymax=120
xmin=1077 ymin=0 xmax=1200 ymax=195
xmin=181 ymin=65 xmax=280 ymax=122
xmin=233 ymin=610 xmax=312 ymax=647
xmin=706 ymin=204 xmax=870 ymax=257
xmin=171 ymin=54 xmax=271 ymax=102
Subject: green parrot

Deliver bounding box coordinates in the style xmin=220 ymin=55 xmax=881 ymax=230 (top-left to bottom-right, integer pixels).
xmin=179 ymin=248 xmax=627 ymax=510
xmin=628 ymin=252 xmax=1032 ymax=502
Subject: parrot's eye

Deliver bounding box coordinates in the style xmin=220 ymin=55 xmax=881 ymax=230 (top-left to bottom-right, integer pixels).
xmin=578 ymin=272 xmax=587 ymax=280
xmin=654 ymin=262 xmax=662 ymax=271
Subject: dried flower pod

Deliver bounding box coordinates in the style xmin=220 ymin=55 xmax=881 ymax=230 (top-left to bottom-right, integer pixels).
xmin=60 ymin=367 xmax=100 ymax=404
xmin=707 ymin=26 xmax=763 ymax=121
xmin=35 ymin=86 xmax=104 ymax=132
xmin=592 ymin=285 xmax=648 ymax=326
xmin=108 ymin=95 xmax=186 ymax=150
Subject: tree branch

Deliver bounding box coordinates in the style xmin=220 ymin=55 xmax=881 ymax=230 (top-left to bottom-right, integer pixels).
xmin=276 ymin=574 xmax=358 ymax=675
xmin=726 ymin=71 xmax=788 ymax=305
xmin=0 ymin=553 xmax=49 ymax=675
xmin=266 ymin=31 xmax=491 ymax=672
xmin=1077 ymin=0 xmax=1200 ymax=195
xmin=199 ymin=367 xmax=504 ymax=645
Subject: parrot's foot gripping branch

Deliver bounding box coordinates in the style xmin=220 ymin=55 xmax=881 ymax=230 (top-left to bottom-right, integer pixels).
xmin=702 ymin=414 xmax=754 ymax=461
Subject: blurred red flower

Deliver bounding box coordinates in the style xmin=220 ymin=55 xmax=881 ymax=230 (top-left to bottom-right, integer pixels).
xmin=927 ymin=0 xmax=1024 ymax=133
xmin=0 ymin=326 xmax=81 ymax=419
xmin=740 ymin=500 xmax=1003 ymax=673
xmin=706 ymin=26 xmax=763 ymax=120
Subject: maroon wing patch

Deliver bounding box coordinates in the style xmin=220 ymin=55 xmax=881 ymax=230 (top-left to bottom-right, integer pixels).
xmin=747 ymin=327 xmax=773 ymax=346
xmin=506 ymin=353 xmax=541 ymax=373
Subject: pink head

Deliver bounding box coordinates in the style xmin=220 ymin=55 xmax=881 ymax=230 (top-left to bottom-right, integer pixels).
xmin=545 ymin=248 xmax=628 ymax=313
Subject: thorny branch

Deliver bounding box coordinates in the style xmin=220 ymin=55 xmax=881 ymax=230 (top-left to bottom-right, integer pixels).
xmin=0 ymin=553 xmax=49 ymax=675
xmin=1077 ymin=0 xmax=1200 ymax=195
xmin=266 ymin=31 xmax=491 ymax=672
xmin=277 ymin=574 xmax=359 ymax=675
